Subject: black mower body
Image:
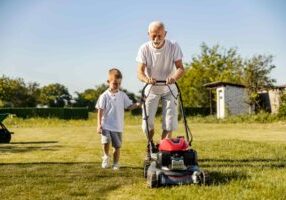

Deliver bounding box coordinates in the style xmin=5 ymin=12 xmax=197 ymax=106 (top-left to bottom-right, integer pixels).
xmin=147 ymin=161 xmax=202 ymax=187
xmin=145 ymin=148 xmax=209 ymax=188
xmin=157 ymin=149 xmax=198 ymax=168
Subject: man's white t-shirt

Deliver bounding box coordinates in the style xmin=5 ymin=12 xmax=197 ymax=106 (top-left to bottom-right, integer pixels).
xmin=136 ymin=39 xmax=183 ymax=94
xmin=96 ymin=90 xmax=133 ymax=132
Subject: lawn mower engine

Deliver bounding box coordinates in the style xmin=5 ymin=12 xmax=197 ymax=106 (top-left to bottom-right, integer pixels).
xmin=144 ymin=137 xmax=209 ymax=188
xmin=157 ymin=136 xmax=198 ymax=170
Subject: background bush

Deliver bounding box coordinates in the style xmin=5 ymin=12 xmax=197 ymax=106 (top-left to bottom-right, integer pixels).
xmin=0 ymin=107 xmax=88 ymax=120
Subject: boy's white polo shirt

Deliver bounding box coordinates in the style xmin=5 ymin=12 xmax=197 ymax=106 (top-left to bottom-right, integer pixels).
xmin=96 ymin=90 xmax=133 ymax=132
xmin=136 ymin=39 xmax=183 ymax=95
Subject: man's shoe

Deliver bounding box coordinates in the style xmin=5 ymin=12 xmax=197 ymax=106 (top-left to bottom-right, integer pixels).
xmin=145 ymin=141 xmax=158 ymax=161
xmin=145 ymin=144 xmax=151 ymax=161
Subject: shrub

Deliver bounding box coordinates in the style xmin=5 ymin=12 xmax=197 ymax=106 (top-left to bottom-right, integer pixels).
xmin=278 ymin=92 xmax=286 ymax=117
xmin=0 ymin=107 xmax=88 ymax=120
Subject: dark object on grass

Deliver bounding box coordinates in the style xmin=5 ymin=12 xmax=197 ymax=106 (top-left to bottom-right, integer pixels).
xmin=0 ymin=113 xmax=13 ymax=143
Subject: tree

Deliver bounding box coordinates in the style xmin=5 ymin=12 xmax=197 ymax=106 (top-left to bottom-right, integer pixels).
xmin=178 ymin=43 xmax=244 ymax=107
xmin=75 ymin=84 xmax=108 ymax=111
xmin=0 ymin=75 xmax=40 ymax=107
xmin=25 ymin=82 xmax=41 ymax=107
xmin=242 ymin=55 xmax=276 ymax=112
xmin=122 ymin=89 xmax=138 ymax=103
xmin=75 ymin=84 xmax=138 ymax=111
xmin=39 ymin=83 xmax=71 ymax=107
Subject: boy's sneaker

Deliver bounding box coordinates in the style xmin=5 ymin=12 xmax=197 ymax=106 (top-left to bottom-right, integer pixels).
xmin=112 ymin=163 xmax=120 ymax=170
xmin=101 ymin=155 xmax=110 ymax=168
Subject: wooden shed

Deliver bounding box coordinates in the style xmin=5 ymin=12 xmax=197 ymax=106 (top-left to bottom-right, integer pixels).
xmin=204 ymin=82 xmax=250 ymax=118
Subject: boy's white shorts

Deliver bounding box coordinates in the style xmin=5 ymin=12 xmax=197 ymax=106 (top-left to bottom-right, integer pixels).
xmin=142 ymin=90 xmax=178 ymax=134
xmin=101 ymin=129 xmax=122 ymax=148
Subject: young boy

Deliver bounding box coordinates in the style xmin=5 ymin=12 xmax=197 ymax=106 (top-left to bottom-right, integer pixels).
xmin=96 ymin=68 xmax=140 ymax=170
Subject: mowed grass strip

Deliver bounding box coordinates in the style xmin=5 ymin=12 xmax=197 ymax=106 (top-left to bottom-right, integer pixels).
xmin=0 ymin=119 xmax=286 ymax=200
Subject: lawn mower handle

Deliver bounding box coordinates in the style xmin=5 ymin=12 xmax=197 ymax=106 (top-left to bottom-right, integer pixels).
xmin=140 ymin=80 xmax=193 ymax=147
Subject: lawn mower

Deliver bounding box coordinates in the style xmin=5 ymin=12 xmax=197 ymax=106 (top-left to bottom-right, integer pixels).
xmin=141 ymin=81 xmax=209 ymax=188
xmin=0 ymin=113 xmax=13 ymax=143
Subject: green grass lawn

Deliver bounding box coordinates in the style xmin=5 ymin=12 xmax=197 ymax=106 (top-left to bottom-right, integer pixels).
xmin=0 ymin=118 xmax=286 ymax=200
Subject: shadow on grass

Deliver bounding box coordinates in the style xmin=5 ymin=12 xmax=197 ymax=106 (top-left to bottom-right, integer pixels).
xmin=10 ymin=141 xmax=58 ymax=144
xmin=208 ymin=171 xmax=248 ymax=185
xmin=0 ymin=162 xmax=97 ymax=166
xmin=0 ymin=142 xmax=62 ymax=153
xmin=0 ymin=162 xmax=143 ymax=200
xmin=200 ymin=158 xmax=286 ymax=169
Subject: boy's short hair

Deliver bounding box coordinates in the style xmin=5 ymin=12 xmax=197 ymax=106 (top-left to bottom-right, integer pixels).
xmin=108 ymin=68 xmax=122 ymax=80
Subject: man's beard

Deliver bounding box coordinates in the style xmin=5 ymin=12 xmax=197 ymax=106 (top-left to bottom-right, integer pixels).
xmin=152 ymin=40 xmax=164 ymax=48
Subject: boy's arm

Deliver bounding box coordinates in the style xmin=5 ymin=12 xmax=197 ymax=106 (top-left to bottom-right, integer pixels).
xmin=127 ymin=102 xmax=141 ymax=110
xmin=97 ymin=109 xmax=103 ymax=134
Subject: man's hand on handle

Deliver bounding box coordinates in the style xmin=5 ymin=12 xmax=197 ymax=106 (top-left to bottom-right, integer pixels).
xmin=166 ymin=77 xmax=176 ymax=84
xmin=146 ymin=77 xmax=156 ymax=85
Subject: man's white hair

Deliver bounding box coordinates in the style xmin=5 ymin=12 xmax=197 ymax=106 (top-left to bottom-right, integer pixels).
xmin=148 ymin=21 xmax=165 ymax=32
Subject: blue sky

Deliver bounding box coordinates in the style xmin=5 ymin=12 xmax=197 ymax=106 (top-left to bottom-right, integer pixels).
xmin=0 ymin=0 xmax=285 ymax=95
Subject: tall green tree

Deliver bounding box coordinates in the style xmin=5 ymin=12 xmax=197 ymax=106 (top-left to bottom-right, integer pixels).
xmin=75 ymin=84 xmax=108 ymax=111
xmin=75 ymin=84 xmax=137 ymax=111
xmin=25 ymin=82 xmax=41 ymax=107
xmin=39 ymin=83 xmax=71 ymax=107
xmin=178 ymin=43 xmax=244 ymax=107
xmin=242 ymin=55 xmax=276 ymax=111
xmin=0 ymin=75 xmax=40 ymax=107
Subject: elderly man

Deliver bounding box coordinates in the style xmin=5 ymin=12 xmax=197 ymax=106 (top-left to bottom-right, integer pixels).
xmin=136 ymin=21 xmax=185 ymax=159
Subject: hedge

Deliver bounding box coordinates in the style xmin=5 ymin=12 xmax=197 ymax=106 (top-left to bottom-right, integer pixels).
xmin=0 ymin=107 xmax=89 ymax=119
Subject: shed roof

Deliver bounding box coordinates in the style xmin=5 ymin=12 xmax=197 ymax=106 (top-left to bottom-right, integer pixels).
xmin=203 ymin=81 xmax=245 ymax=89
xmin=275 ymin=84 xmax=286 ymax=89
